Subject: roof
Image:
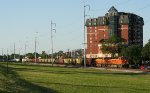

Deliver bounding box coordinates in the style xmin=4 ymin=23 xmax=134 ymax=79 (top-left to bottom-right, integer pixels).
xmin=108 ymin=6 xmax=118 ymax=13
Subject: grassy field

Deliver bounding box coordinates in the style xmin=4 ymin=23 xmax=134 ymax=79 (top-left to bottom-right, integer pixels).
xmin=0 ymin=62 xmax=150 ymax=93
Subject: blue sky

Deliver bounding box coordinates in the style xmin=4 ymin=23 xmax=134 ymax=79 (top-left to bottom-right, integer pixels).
xmin=0 ymin=0 xmax=150 ymax=55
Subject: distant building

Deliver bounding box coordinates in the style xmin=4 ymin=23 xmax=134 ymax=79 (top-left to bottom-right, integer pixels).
xmin=65 ymin=49 xmax=84 ymax=58
xmin=86 ymin=6 xmax=144 ymax=58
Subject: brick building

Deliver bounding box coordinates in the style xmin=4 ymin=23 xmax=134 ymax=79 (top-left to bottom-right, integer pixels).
xmin=86 ymin=6 xmax=144 ymax=58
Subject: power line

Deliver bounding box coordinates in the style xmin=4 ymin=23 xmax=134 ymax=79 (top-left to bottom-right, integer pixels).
xmin=134 ymin=4 xmax=150 ymax=13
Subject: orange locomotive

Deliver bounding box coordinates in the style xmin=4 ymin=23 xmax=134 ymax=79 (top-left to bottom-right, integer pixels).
xmin=96 ymin=57 xmax=127 ymax=68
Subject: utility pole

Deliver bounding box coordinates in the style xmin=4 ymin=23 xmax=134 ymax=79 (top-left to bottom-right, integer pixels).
xmin=35 ymin=32 xmax=38 ymax=63
xmin=24 ymin=41 xmax=28 ymax=62
xmin=7 ymin=48 xmax=8 ymax=74
xmin=51 ymin=20 xmax=56 ymax=66
xmin=19 ymin=48 xmax=21 ymax=62
xmin=25 ymin=42 xmax=27 ymax=59
xmin=18 ymin=41 xmax=21 ymax=62
xmin=83 ymin=1 xmax=90 ymax=68
xmin=14 ymin=43 xmax=16 ymax=59
xmin=9 ymin=46 xmax=12 ymax=60
xmin=2 ymin=48 xmax=4 ymax=62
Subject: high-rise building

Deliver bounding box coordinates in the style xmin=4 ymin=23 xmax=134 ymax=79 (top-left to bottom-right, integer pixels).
xmin=86 ymin=6 xmax=144 ymax=58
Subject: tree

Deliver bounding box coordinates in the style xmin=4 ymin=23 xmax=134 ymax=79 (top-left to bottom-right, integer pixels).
xmin=121 ymin=45 xmax=142 ymax=65
xmin=40 ymin=51 xmax=48 ymax=59
xmin=142 ymin=39 xmax=150 ymax=61
xmin=101 ymin=35 xmax=124 ymax=58
xmin=75 ymin=49 xmax=83 ymax=58
xmin=10 ymin=54 xmax=20 ymax=59
xmin=58 ymin=51 xmax=64 ymax=57
xmin=108 ymin=34 xmax=123 ymax=44
xmin=26 ymin=53 xmax=34 ymax=59
xmin=52 ymin=52 xmax=58 ymax=59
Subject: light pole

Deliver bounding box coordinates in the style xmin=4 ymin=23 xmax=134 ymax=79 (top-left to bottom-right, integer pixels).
xmin=83 ymin=2 xmax=90 ymax=68
xmin=2 ymin=48 xmax=4 ymax=62
xmin=35 ymin=32 xmax=38 ymax=63
xmin=9 ymin=47 xmax=13 ymax=60
xmin=19 ymin=48 xmax=21 ymax=62
xmin=24 ymin=41 xmax=28 ymax=62
xmin=7 ymin=48 xmax=8 ymax=74
xmin=51 ymin=20 xmax=56 ymax=66
xmin=18 ymin=40 xmax=22 ymax=62
xmin=14 ymin=43 xmax=16 ymax=59
xmin=24 ymin=41 xmax=27 ymax=59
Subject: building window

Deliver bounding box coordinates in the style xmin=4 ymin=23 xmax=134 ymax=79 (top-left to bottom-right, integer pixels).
xmin=95 ymin=27 xmax=97 ymax=29
xmin=103 ymin=21 xmax=105 ymax=24
xmin=90 ymin=52 xmax=92 ymax=54
xmin=121 ymin=20 xmax=123 ymax=23
xmin=95 ymin=34 xmax=97 ymax=38
xmin=90 ymin=27 xmax=92 ymax=29
xmin=90 ymin=41 xmax=92 ymax=43
xmin=104 ymin=34 xmax=106 ymax=38
xmin=95 ymin=30 xmax=97 ymax=32
xmin=138 ymin=36 xmax=140 ymax=38
xmin=103 ymin=17 xmax=105 ymax=20
xmin=89 ymin=22 xmax=91 ymax=26
xmin=90 ymin=37 xmax=92 ymax=40
xmin=90 ymin=30 xmax=92 ymax=32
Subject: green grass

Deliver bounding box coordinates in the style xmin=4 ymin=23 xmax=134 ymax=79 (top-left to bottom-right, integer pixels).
xmin=0 ymin=62 xmax=150 ymax=93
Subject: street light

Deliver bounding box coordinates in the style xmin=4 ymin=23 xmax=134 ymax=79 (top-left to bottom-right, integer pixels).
xmin=83 ymin=2 xmax=90 ymax=68
xmin=18 ymin=40 xmax=22 ymax=62
xmin=24 ymin=41 xmax=28 ymax=59
xmin=51 ymin=20 xmax=56 ymax=66
xmin=7 ymin=48 xmax=8 ymax=74
xmin=14 ymin=43 xmax=16 ymax=59
xmin=1 ymin=48 xmax=4 ymax=62
xmin=35 ymin=32 xmax=38 ymax=63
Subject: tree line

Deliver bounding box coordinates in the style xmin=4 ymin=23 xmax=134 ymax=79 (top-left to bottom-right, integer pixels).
xmin=102 ymin=35 xmax=150 ymax=65
xmin=0 ymin=49 xmax=83 ymax=61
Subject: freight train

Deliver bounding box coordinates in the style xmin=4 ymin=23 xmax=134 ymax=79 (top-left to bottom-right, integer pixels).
xmin=22 ymin=58 xmax=83 ymax=65
xmin=22 ymin=57 xmax=128 ymax=68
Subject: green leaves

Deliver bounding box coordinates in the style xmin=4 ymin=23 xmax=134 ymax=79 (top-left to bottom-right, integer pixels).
xmin=101 ymin=35 xmax=124 ymax=58
xmin=121 ymin=45 xmax=142 ymax=64
xmin=142 ymin=39 xmax=150 ymax=61
xmin=108 ymin=34 xmax=123 ymax=44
